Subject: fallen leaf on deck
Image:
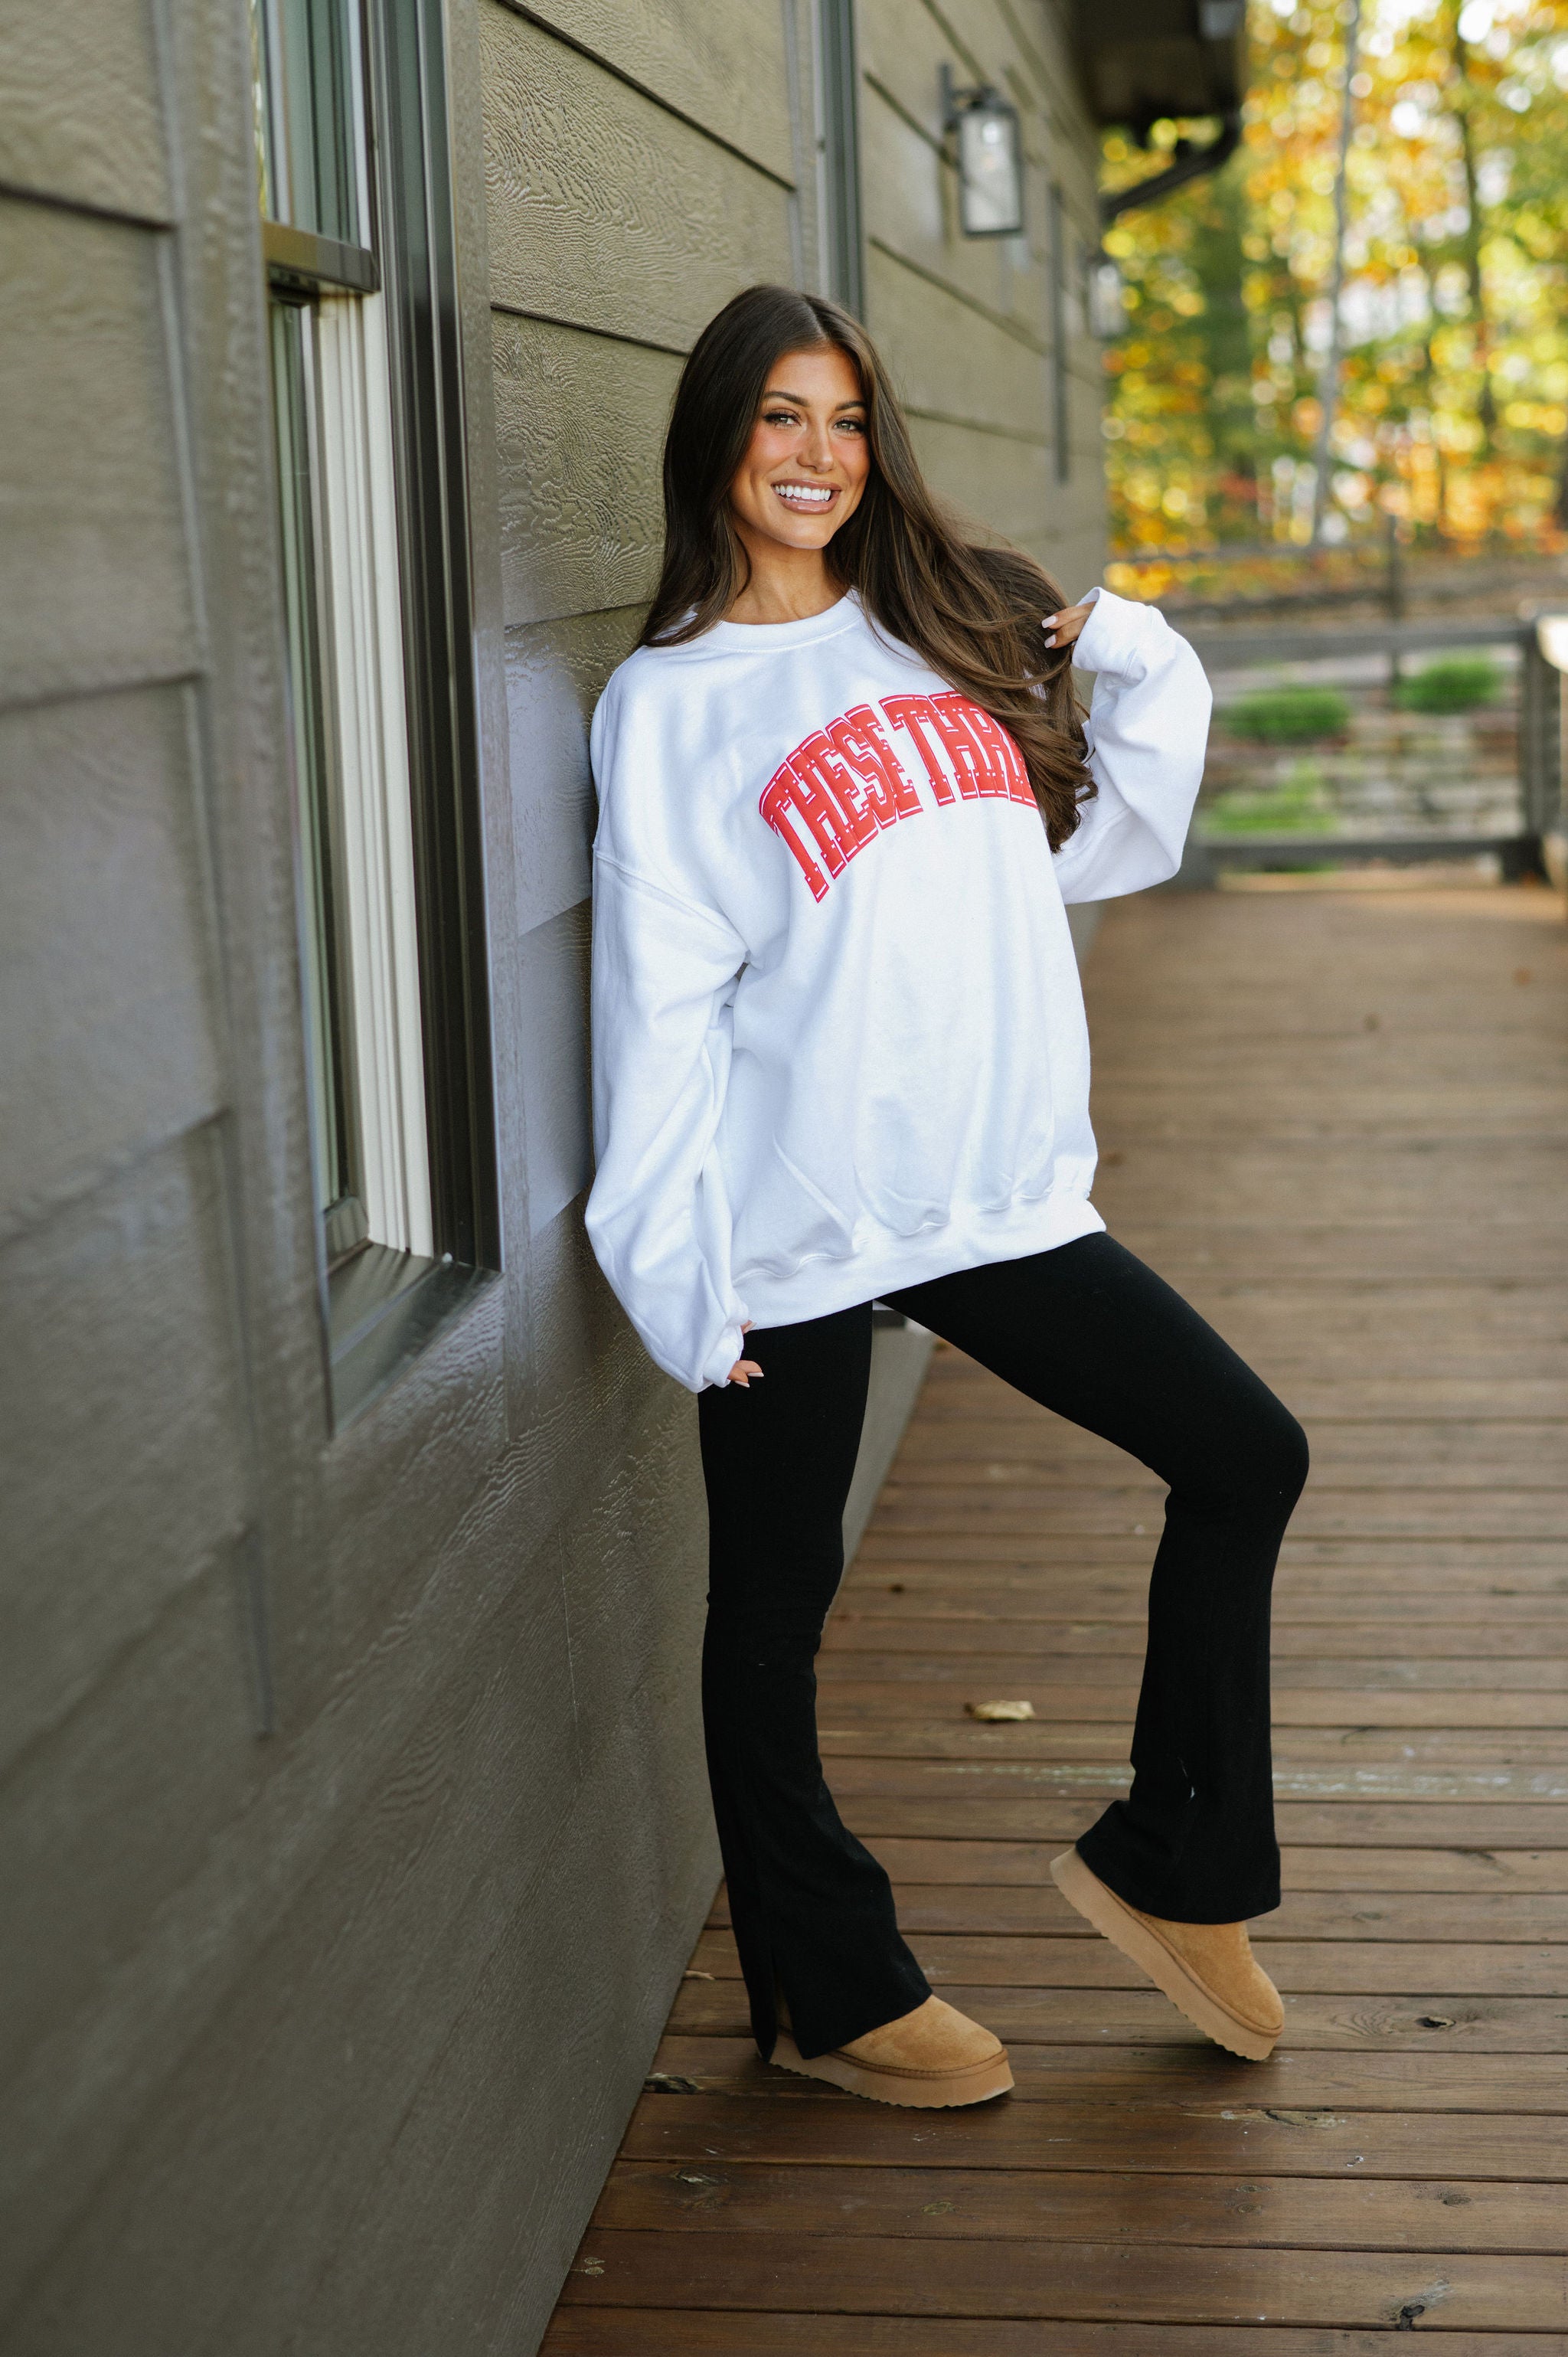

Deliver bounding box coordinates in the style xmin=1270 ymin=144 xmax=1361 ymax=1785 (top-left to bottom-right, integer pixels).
xmin=965 ymin=1699 xmax=1036 ymax=1721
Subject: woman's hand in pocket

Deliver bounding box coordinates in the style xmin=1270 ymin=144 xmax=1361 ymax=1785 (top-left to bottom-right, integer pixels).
xmin=727 ymin=1321 xmax=763 ymax=1387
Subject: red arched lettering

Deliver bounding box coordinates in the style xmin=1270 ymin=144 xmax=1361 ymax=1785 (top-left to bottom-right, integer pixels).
xmin=759 ymin=767 xmax=831 ymax=899
xmin=789 ymin=731 xmax=878 ymax=858
xmin=828 ymin=705 xmax=922 ymax=824
xmin=956 ymin=700 xmax=1037 ymax=806
xmin=928 ymin=695 xmax=1002 ymax=798
xmin=880 ymin=694 xmax=956 ymax=804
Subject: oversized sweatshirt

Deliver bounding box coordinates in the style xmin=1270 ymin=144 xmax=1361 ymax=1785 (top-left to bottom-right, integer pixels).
xmin=585 ymin=586 xmax=1210 ymax=1391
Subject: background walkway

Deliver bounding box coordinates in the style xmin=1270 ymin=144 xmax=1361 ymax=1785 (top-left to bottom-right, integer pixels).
xmin=546 ymin=879 xmax=1568 ymax=2352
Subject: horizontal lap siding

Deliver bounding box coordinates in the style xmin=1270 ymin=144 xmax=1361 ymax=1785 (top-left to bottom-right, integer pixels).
xmin=0 ymin=0 xmax=279 ymax=2328
xmin=510 ymin=0 xmax=798 ymax=186
xmin=482 ymin=5 xmax=795 ymax=348
xmin=870 ymin=251 xmax=1054 ymax=443
xmin=0 ymin=212 xmax=273 ymax=2246
xmin=475 ymin=5 xmax=808 ymax=2347
xmin=910 ymin=412 xmax=1058 ymax=561
xmin=0 ymin=0 xmax=172 ymax=223
xmin=515 ymin=901 xmax=594 ymax=1235
xmin=2 ymin=2 xmax=1110 ymax=2353
xmin=493 ymin=315 xmax=680 ymax=626
xmin=0 ymin=1558 xmax=265 ymax=2105
xmin=0 ymin=201 xmax=198 ymax=704
xmin=859 ymin=0 xmax=1106 ymax=583
xmin=275 ymin=1675 xmax=722 ymax=2353
xmin=0 ymin=1127 xmax=250 ymax=1777
xmin=0 ymin=685 xmax=225 ymax=1241
xmin=505 ymin=607 xmax=644 ymax=932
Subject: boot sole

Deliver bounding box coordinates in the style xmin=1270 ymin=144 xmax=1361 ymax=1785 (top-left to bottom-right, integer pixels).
xmin=770 ymin=2031 xmax=1014 ymax=2107
xmin=1050 ymin=1848 xmax=1281 ymax=2062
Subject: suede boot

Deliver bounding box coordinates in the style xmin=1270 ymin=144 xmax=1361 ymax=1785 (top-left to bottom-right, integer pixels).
xmin=772 ymin=1993 xmax=1014 ymax=2107
xmin=1051 ymin=1847 xmax=1284 ymax=2061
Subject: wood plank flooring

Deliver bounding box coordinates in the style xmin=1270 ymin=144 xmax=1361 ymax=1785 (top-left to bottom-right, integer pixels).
xmin=543 ymin=881 xmax=1568 ymax=2353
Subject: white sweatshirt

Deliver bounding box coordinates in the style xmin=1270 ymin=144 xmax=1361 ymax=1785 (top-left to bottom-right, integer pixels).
xmin=585 ymin=587 xmax=1210 ymax=1391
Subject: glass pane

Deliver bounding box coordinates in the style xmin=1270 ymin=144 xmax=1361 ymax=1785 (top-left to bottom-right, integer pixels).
xmin=269 ymin=297 xmax=355 ymax=1219
xmin=958 ymin=106 xmax=1024 ymax=237
xmin=251 ymin=0 xmax=362 ymax=245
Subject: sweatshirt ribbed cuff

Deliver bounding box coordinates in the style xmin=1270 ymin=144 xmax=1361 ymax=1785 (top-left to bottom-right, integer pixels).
xmin=701 ymin=1321 xmax=747 ymax=1389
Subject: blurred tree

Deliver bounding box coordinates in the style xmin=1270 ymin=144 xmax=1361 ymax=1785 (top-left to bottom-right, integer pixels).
xmin=1099 ymin=0 xmax=1568 ymax=567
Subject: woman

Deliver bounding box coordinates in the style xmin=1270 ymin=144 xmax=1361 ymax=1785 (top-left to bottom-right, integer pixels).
xmin=586 ymin=285 xmax=1308 ymax=2109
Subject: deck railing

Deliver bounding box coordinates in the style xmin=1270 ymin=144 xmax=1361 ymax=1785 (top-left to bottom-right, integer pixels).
xmin=1174 ymin=614 xmax=1567 ymax=886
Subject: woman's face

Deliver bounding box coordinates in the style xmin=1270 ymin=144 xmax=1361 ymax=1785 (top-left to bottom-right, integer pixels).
xmin=727 ymin=345 xmax=871 ymax=555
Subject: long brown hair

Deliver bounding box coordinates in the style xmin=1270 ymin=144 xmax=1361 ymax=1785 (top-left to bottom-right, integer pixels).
xmin=639 ymin=284 xmax=1093 ymax=848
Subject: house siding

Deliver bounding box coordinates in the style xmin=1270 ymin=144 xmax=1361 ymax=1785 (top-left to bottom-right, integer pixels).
xmin=0 ymin=2 xmax=1104 ymax=2352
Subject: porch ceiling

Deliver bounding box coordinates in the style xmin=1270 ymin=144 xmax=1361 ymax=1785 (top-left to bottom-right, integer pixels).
xmin=1072 ymin=0 xmax=1247 ymax=132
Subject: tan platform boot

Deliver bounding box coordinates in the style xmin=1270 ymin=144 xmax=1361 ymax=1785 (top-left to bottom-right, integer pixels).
xmin=772 ymin=1993 xmax=1014 ymax=2107
xmin=1051 ymin=1847 xmax=1284 ymax=2061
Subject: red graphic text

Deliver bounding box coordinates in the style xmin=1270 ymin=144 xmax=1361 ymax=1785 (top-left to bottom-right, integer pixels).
xmin=760 ymin=692 xmax=1035 ymax=899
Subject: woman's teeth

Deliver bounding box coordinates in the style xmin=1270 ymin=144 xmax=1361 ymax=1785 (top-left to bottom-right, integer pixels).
xmin=773 ymin=482 xmax=836 ymax=510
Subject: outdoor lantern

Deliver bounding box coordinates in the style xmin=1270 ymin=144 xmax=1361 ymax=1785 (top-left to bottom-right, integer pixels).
xmin=1089 ymin=255 xmax=1126 ymax=338
xmin=941 ymin=67 xmax=1024 ymax=237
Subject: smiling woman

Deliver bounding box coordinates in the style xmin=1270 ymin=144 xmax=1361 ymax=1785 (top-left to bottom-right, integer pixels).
xmin=723 ymin=347 xmax=872 ymax=620
xmin=580 ymin=283 xmax=1308 ymax=2118
xmin=638 ymin=283 xmax=1092 ymax=844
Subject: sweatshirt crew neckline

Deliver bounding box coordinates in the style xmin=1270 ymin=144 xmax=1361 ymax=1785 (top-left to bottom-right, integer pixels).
xmin=684 ymin=593 xmax=863 ymax=658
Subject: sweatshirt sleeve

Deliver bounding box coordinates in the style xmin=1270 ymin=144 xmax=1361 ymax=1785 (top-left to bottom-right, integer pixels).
xmin=583 ymin=852 xmax=752 ymax=1393
xmin=1050 ymin=585 xmax=1212 ymax=904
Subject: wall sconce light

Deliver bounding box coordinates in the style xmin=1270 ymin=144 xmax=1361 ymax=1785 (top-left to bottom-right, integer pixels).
xmin=940 ymin=65 xmax=1024 ymax=238
xmin=1088 ymin=255 xmax=1126 ymax=338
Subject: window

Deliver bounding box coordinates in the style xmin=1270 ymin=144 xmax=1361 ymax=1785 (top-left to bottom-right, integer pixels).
xmin=1049 ymin=183 xmax=1071 ymax=485
xmin=815 ymin=0 xmax=864 ymax=315
xmin=253 ymin=0 xmax=497 ymax=1421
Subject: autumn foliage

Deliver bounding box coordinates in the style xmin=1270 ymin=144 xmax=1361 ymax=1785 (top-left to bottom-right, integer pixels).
xmin=1100 ymin=0 xmax=1568 ymax=585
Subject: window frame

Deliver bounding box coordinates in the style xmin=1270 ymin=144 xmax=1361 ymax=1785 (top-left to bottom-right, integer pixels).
xmin=1049 ymin=182 xmax=1071 ymax=486
xmin=366 ymin=0 xmax=498 ymax=1279
xmin=815 ymin=0 xmax=865 ymax=317
xmin=259 ymin=0 xmax=498 ymax=1425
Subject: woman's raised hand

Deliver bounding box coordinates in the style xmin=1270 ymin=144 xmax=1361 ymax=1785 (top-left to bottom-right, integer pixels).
xmin=727 ymin=1320 xmax=763 ymax=1387
xmin=1044 ymin=601 xmax=1095 ymax=650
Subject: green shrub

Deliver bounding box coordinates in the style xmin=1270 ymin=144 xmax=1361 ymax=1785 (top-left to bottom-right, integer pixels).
xmin=1223 ymin=685 xmax=1352 ymax=743
xmin=1391 ymin=655 xmax=1502 ymax=713
xmin=1202 ymin=759 xmax=1336 ymax=836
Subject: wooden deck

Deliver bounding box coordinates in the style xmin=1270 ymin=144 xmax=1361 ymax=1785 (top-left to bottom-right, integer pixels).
xmin=544 ymin=879 xmax=1568 ymax=2353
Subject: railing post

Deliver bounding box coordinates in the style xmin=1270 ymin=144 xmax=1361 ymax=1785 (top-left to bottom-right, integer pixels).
xmin=1520 ymin=624 xmax=1560 ymax=856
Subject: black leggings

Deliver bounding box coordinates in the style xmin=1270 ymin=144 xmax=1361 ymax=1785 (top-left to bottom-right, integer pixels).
xmin=697 ymin=1233 xmax=1310 ymax=2062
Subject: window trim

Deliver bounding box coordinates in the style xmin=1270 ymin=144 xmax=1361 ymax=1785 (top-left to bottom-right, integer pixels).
xmin=326 ymin=1241 xmax=488 ymax=1413
xmin=365 ymin=0 xmax=500 ymax=1278
xmin=263 ymin=218 xmax=379 ymax=296
xmin=1049 ymin=183 xmax=1071 ymax=485
xmin=815 ymin=0 xmax=865 ymax=317
xmin=312 ymin=283 xmax=435 ymax=1262
xmin=260 ymin=0 xmax=500 ymax=1427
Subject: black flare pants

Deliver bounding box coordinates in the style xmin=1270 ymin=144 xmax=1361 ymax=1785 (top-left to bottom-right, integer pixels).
xmin=697 ymin=1232 xmax=1310 ymax=2062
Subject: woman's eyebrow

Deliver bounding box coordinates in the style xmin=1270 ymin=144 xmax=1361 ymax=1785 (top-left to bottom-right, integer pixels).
xmin=761 ymin=386 xmax=866 ymax=411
